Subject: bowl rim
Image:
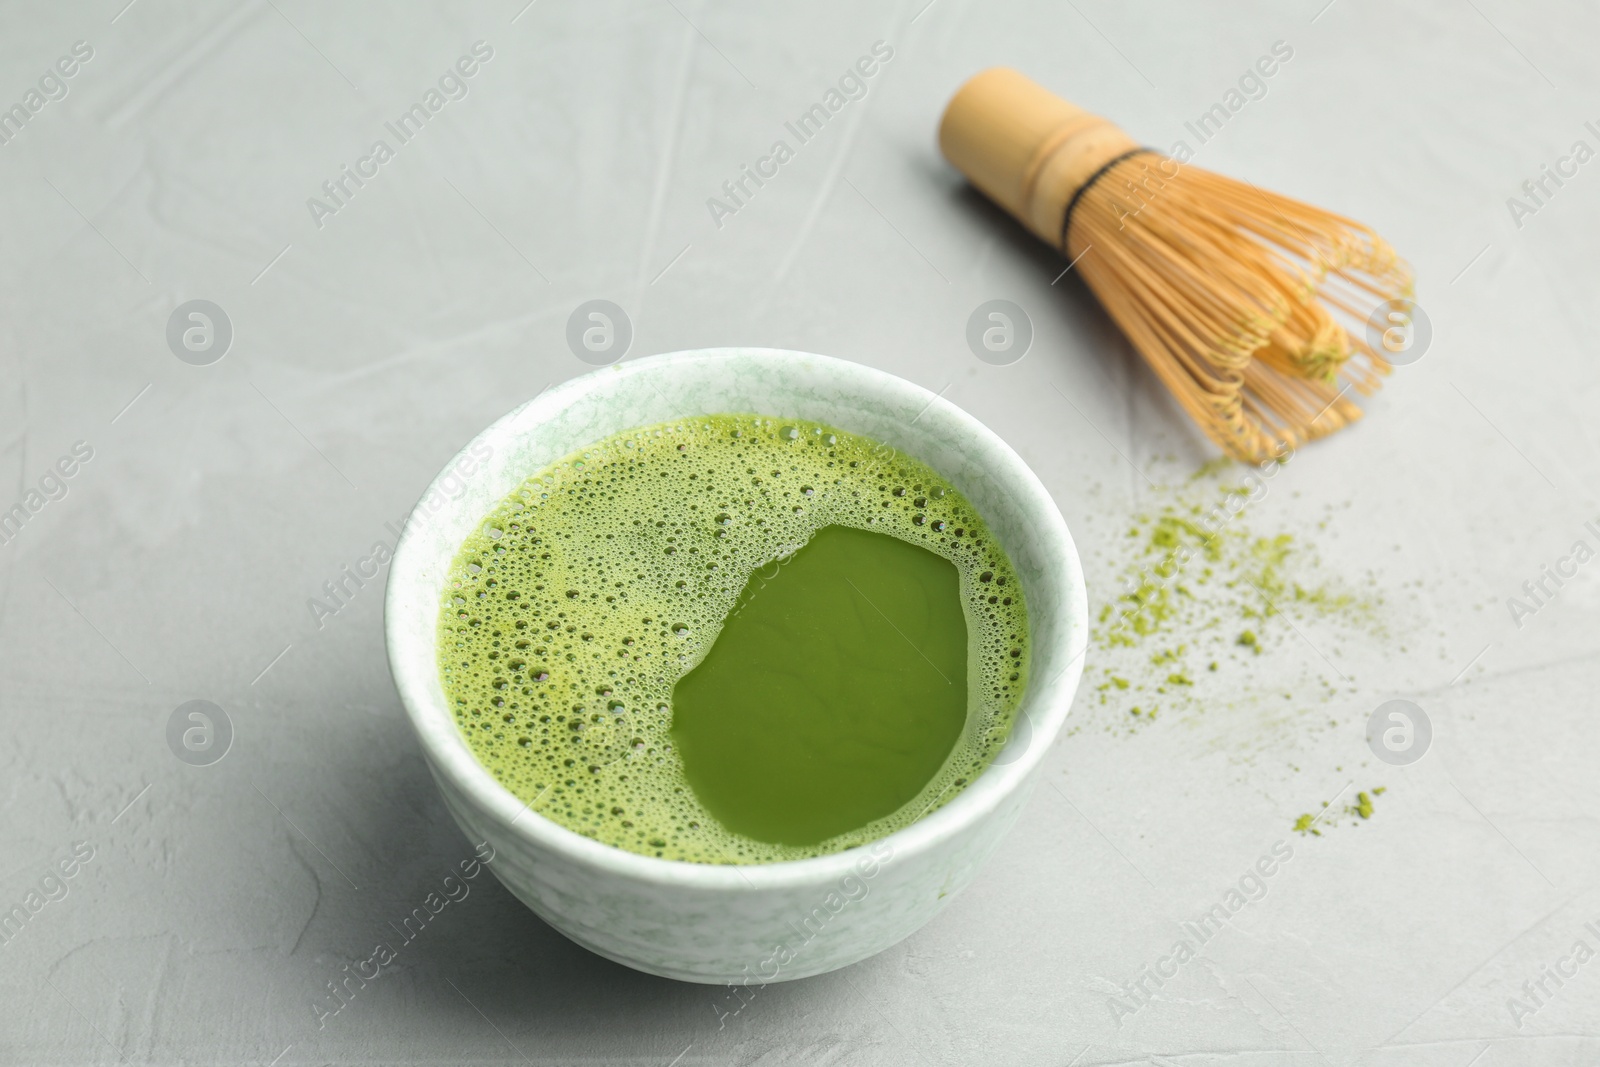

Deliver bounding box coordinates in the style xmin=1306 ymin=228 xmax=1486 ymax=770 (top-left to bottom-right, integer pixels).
xmin=384 ymin=347 xmax=1088 ymax=891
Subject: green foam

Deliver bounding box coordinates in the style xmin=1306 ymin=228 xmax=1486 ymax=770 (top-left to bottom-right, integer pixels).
xmin=437 ymin=414 xmax=1029 ymax=864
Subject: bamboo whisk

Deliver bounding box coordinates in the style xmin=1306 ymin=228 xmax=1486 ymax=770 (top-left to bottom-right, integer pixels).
xmin=939 ymin=69 xmax=1413 ymax=462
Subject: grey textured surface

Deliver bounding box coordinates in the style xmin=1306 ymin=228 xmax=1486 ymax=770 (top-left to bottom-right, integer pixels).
xmin=2 ymin=1 xmax=1598 ymax=1064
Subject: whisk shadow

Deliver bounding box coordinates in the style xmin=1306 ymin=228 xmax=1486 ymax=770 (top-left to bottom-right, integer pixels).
xmin=948 ymin=181 xmax=1221 ymax=468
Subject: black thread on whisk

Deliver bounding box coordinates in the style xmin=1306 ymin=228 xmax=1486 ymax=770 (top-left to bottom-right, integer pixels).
xmin=1058 ymin=147 xmax=1154 ymax=254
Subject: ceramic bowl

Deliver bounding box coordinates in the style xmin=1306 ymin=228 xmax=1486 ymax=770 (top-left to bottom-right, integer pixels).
xmin=384 ymin=348 xmax=1087 ymax=984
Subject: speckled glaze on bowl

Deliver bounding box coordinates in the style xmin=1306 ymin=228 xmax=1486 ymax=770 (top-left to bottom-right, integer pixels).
xmin=384 ymin=348 xmax=1087 ymax=984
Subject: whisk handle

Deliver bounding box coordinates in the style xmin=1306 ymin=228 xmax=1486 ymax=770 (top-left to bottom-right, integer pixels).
xmin=939 ymin=68 xmax=1139 ymax=251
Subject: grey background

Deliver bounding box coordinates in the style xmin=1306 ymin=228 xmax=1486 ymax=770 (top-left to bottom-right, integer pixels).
xmin=2 ymin=0 xmax=1598 ymax=1063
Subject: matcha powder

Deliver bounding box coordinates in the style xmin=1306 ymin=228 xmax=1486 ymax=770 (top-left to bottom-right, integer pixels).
xmin=1083 ymin=460 xmax=1384 ymax=733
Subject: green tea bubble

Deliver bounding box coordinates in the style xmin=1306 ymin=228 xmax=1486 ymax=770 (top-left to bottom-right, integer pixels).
xmin=437 ymin=415 xmax=1029 ymax=864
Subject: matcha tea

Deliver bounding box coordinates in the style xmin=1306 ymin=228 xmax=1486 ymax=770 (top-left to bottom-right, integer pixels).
xmin=437 ymin=415 xmax=1029 ymax=864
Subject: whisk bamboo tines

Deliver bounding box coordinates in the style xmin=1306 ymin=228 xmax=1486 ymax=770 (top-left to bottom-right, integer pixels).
xmin=939 ymin=68 xmax=1413 ymax=463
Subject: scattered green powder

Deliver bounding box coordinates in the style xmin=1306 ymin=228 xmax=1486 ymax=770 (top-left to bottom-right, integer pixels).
xmin=1080 ymin=460 xmax=1382 ymax=735
xmin=1292 ymin=785 xmax=1385 ymax=835
xmin=1075 ymin=459 xmax=1398 ymax=840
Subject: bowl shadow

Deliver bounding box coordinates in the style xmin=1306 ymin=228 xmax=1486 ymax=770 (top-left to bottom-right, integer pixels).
xmin=322 ymin=726 xmax=847 ymax=1053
